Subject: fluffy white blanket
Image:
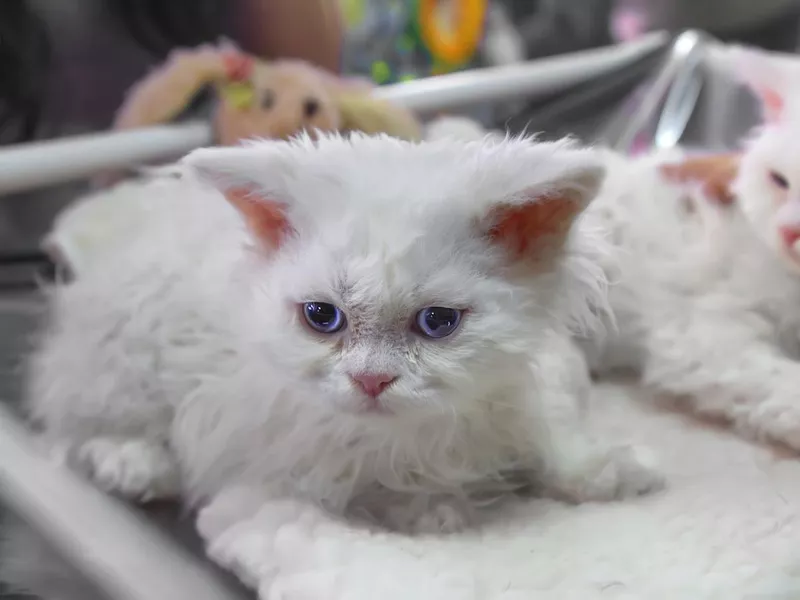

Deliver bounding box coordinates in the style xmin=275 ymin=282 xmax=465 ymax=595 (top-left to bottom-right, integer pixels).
xmin=200 ymin=380 xmax=800 ymax=600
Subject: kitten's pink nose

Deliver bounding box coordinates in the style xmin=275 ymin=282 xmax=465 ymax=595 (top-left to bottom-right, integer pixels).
xmin=780 ymin=226 xmax=800 ymax=250
xmin=350 ymin=373 xmax=397 ymax=398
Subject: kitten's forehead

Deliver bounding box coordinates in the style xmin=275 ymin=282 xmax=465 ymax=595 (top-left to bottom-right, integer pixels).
xmin=277 ymin=133 xmax=574 ymax=221
xmin=295 ymin=223 xmax=486 ymax=309
xmin=264 ymin=133 xmax=594 ymax=305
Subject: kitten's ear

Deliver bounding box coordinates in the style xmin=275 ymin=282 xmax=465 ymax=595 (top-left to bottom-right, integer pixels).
xmin=182 ymin=144 xmax=295 ymax=250
xmin=726 ymin=45 xmax=798 ymax=123
xmin=480 ymin=147 xmax=605 ymax=261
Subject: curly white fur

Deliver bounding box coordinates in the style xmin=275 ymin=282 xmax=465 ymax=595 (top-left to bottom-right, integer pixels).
xmin=44 ymin=117 xmax=499 ymax=278
xmin=587 ymin=46 xmax=800 ymax=451
xmin=6 ymin=133 xmax=664 ymax=597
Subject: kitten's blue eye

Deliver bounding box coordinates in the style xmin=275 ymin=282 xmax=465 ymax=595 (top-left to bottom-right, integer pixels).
xmin=302 ymin=302 xmax=346 ymax=333
xmin=415 ymin=307 xmax=463 ymax=339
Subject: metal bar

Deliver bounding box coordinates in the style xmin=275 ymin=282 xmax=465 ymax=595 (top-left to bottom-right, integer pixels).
xmin=371 ymin=30 xmax=668 ymax=113
xmin=698 ymin=43 xmax=745 ymax=150
xmin=601 ymin=30 xmax=716 ymax=152
xmin=0 ymin=122 xmax=212 ymax=198
xmin=0 ymin=404 xmax=247 ymax=600
xmin=653 ymin=32 xmax=711 ymax=149
xmin=0 ymin=32 xmax=668 ymax=197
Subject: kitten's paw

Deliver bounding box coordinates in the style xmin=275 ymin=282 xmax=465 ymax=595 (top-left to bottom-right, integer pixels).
xmin=547 ymin=444 xmax=665 ymax=503
xmin=413 ymin=502 xmax=469 ymax=534
xmin=605 ymin=445 xmax=665 ymax=499
xmin=386 ymin=499 xmax=471 ymax=535
xmin=739 ymin=398 xmax=800 ymax=451
xmin=74 ymin=437 xmax=180 ymax=501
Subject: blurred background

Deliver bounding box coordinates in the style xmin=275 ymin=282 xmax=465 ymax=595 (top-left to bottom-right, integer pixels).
xmin=0 ymin=0 xmax=798 ymax=268
xmin=1 ymin=1 xmax=800 ymax=598
xmin=1 ymin=0 xmax=800 ymax=273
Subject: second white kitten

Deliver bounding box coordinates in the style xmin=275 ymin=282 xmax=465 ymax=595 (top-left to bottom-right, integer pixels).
xmin=587 ymin=46 xmax=800 ymax=451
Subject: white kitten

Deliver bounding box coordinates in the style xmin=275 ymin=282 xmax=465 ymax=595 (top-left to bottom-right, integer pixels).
xmin=587 ymin=46 xmax=800 ymax=450
xmin=22 ymin=133 xmax=662 ymax=546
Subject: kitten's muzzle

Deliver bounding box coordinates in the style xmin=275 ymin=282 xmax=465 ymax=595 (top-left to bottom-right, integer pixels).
xmin=350 ymin=373 xmax=397 ymax=399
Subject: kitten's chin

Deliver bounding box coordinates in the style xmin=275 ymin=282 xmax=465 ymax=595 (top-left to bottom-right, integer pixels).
xmin=336 ymin=393 xmax=440 ymax=421
xmin=334 ymin=394 xmax=396 ymax=417
xmin=354 ymin=401 xmax=395 ymax=417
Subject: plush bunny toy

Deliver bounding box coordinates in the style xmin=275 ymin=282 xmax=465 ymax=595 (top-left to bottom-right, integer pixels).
xmin=114 ymin=43 xmax=422 ymax=144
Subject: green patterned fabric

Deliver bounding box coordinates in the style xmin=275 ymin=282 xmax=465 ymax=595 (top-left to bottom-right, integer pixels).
xmin=339 ymin=0 xmax=479 ymax=84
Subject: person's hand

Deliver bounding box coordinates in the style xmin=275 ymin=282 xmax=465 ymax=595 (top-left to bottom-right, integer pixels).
xmin=659 ymin=153 xmax=741 ymax=206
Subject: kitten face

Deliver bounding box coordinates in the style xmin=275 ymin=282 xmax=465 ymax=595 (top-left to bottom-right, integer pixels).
xmin=184 ymin=133 xmax=605 ymax=420
xmin=245 ymin=222 xmax=536 ymax=418
xmin=736 ymin=122 xmax=800 ymax=274
xmin=727 ymin=46 xmax=800 ymax=274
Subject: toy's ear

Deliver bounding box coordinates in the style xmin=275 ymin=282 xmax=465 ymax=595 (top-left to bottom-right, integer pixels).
xmin=182 ymin=144 xmax=296 ymax=251
xmin=726 ymin=45 xmax=800 ymax=124
xmin=334 ymin=92 xmax=423 ymax=141
xmin=477 ymin=145 xmax=605 ymax=261
xmin=114 ymin=46 xmax=231 ymax=130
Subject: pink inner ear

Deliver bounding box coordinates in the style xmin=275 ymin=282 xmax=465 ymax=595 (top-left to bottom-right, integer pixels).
xmin=225 ymin=186 xmax=292 ymax=250
xmin=488 ymin=194 xmax=577 ymax=259
xmin=761 ymin=87 xmax=784 ymax=123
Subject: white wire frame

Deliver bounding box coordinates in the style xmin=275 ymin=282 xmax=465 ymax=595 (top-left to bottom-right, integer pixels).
xmin=0 ymin=32 xmax=668 ymax=197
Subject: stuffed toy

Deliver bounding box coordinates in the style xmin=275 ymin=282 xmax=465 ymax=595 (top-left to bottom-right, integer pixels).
xmin=113 ymin=43 xmax=422 ymax=146
xmin=42 ymin=43 xmax=423 ymax=277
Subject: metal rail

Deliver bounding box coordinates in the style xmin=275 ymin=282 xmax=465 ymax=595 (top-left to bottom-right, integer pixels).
xmin=0 ymin=404 xmax=248 ymax=600
xmin=601 ymin=29 xmax=719 ymax=152
xmin=0 ymin=32 xmax=668 ymax=196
